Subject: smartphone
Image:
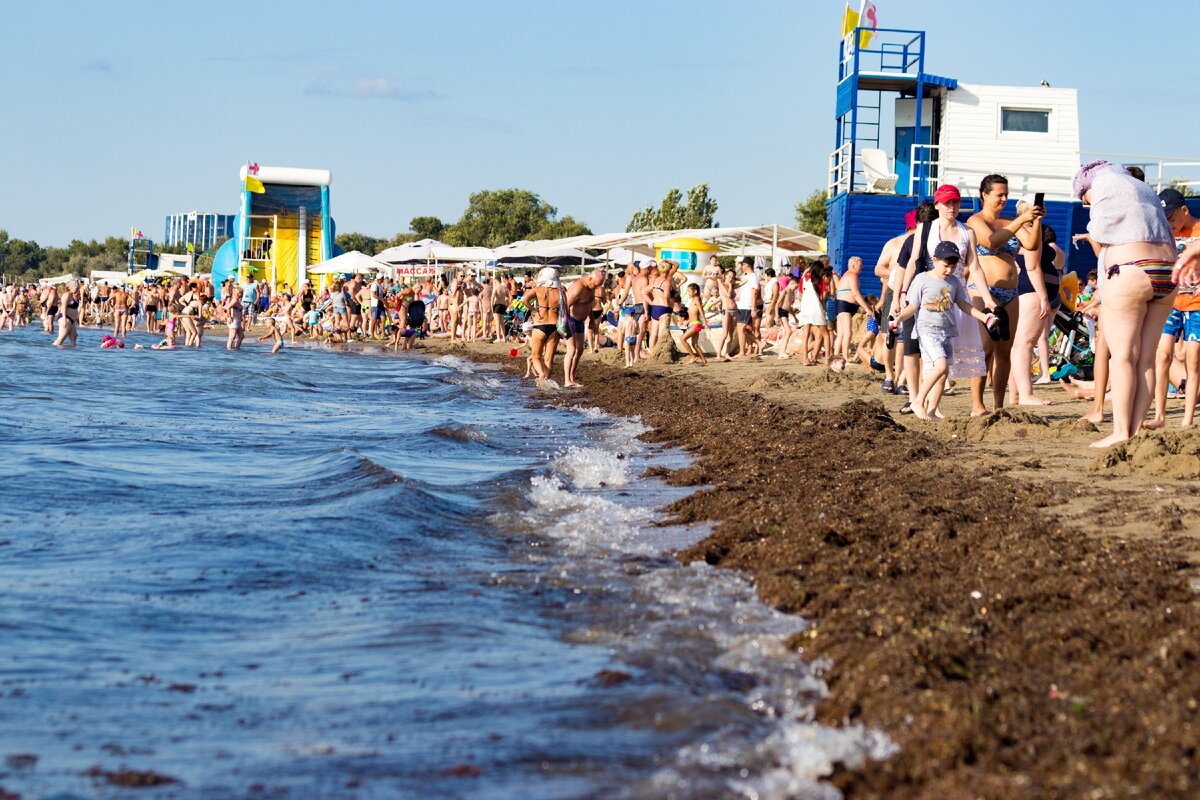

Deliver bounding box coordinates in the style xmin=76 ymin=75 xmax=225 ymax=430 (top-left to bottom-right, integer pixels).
xmin=1033 ymin=192 xmax=1045 ymax=209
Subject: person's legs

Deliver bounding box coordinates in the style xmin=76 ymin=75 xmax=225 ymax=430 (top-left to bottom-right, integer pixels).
xmin=1010 ymin=293 xmax=1049 ymax=405
xmin=1034 ymin=314 xmax=1053 ymax=384
xmin=1092 ymin=269 xmax=1154 ymax=448
xmin=1147 ymin=325 xmax=1179 ymax=429
xmin=736 ymin=320 xmax=748 ymax=358
xmin=913 ymin=359 xmax=947 ymax=421
xmin=564 ymin=330 xmax=584 ymax=387
xmin=1083 ymin=325 xmax=1110 ymax=424
xmin=528 ymin=331 xmax=548 ymax=380
xmin=542 ymin=332 xmax=559 ymax=378
xmin=836 ymin=312 xmax=852 ymax=360
xmin=989 ymin=298 xmax=1019 ymax=409
xmin=1184 ymin=339 xmax=1200 ymax=427
xmin=1133 ymin=298 xmax=1174 ymax=434
xmin=636 ymin=313 xmax=648 ymax=359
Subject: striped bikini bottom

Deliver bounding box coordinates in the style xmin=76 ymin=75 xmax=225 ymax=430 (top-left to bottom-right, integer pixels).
xmin=1106 ymin=259 xmax=1176 ymax=301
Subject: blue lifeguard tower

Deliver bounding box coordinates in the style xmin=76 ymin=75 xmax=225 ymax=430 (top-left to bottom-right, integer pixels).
xmin=826 ymin=26 xmax=1096 ymax=294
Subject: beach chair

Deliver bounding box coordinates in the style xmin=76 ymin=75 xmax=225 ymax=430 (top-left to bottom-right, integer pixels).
xmin=861 ymin=148 xmax=899 ymax=194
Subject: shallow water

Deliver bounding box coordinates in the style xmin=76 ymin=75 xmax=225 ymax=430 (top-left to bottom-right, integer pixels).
xmin=0 ymin=326 xmax=892 ymax=799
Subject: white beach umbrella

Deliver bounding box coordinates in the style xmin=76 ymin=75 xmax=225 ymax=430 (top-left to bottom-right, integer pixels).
xmin=307 ymin=250 xmax=386 ymax=275
xmin=375 ymin=238 xmax=450 ymax=264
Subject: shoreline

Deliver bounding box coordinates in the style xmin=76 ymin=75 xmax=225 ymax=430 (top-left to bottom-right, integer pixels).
xmin=416 ymin=335 xmax=1200 ymax=798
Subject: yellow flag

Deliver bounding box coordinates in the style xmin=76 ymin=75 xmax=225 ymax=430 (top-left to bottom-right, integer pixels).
xmin=244 ymin=176 xmax=265 ymax=194
xmin=840 ymin=3 xmax=859 ymax=37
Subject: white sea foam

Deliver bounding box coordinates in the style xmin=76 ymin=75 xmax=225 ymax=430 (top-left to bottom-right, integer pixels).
xmin=552 ymin=445 xmax=631 ymax=489
xmin=518 ymin=406 xmax=897 ymax=798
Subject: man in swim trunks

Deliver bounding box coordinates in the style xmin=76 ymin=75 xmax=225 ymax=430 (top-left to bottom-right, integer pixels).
xmin=562 ymin=270 xmax=604 ymax=388
xmin=646 ymin=259 xmax=679 ymax=355
xmin=631 ymin=262 xmax=653 ymax=359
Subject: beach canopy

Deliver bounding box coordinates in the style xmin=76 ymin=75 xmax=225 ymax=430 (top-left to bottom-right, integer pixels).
xmin=492 ymin=240 xmax=602 ymax=267
xmin=306 ymin=250 xmax=386 ymax=275
xmin=128 ymin=267 xmax=188 ymax=283
xmin=375 ymin=239 xmax=494 ymax=264
xmin=38 ymin=273 xmax=79 ymax=286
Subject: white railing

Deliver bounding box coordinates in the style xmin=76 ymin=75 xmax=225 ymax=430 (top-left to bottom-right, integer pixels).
xmin=909 ymin=143 xmax=941 ymax=196
xmin=1080 ymin=151 xmax=1200 ymax=193
xmin=242 ymin=214 xmax=279 ymax=285
xmin=828 ymin=142 xmax=853 ymax=198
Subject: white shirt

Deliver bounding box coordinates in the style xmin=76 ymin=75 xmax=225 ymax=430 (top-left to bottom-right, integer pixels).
xmin=736 ymin=272 xmax=760 ymax=310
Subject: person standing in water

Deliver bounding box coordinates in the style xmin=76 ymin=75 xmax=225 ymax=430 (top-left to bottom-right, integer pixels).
xmin=53 ymin=282 xmax=80 ymax=347
xmin=562 ymin=269 xmax=603 ymax=388
xmin=520 ymin=267 xmax=565 ymax=386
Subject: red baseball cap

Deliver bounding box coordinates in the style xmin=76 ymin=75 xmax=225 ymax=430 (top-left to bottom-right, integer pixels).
xmin=933 ymin=184 xmax=961 ymax=204
xmin=904 ymin=209 xmax=917 ymax=230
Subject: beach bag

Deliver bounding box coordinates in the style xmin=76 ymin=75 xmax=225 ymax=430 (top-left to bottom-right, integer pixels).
xmin=556 ymin=289 xmax=570 ymax=338
xmin=916 ymin=221 xmax=933 ymax=273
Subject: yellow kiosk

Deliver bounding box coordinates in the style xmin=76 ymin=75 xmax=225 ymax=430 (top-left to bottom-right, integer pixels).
xmin=654 ymin=236 xmax=719 ymax=287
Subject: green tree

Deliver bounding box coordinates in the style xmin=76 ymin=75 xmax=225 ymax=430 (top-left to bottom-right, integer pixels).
xmin=532 ymin=214 xmax=591 ymax=241
xmin=794 ymin=189 xmax=828 ymax=238
xmin=409 ymin=216 xmax=446 ymax=241
xmin=335 ymin=232 xmax=386 ymax=255
xmin=444 ymin=189 xmax=589 ymax=247
xmin=626 ymin=182 xmax=719 ymax=232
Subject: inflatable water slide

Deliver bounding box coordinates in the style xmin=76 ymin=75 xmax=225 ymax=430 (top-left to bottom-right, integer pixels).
xmin=212 ymin=165 xmax=338 ymax=297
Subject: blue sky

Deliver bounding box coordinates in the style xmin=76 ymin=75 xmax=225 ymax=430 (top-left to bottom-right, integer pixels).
xmin=3 ymin=1 xmax=1193 ymax=245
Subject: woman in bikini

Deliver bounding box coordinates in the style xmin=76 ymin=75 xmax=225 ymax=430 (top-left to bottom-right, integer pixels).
xmin=520 ymin=267 xmax=565 ymax=385
xmin=679 ymin=283 xmax=708 ymax=366
xmin=53 ymin=282 xmax=80 ymax=347
xmin=1006 ymin=197 xmax=1054 ymax=406
xmin=1074 ymin=160 xmax=1178 ymax=448
xmin=831 ymin=257 xmax=872 ymax=367
xmin=967 ymin=175 xmax=1044 ymax=411
xmin=713 ymin=269 xmax=738 ymax=361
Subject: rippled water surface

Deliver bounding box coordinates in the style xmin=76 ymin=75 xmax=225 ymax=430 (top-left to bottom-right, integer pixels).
xmin=0 ymin=327 xmax=891 ymax=799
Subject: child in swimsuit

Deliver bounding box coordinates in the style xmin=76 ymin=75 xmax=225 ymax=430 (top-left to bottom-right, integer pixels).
xmin=679 ymin=283 xmax=708 ymax=366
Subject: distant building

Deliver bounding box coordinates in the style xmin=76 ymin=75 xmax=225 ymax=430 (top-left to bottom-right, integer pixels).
xmin=164 ymin=212 xmax=236 ymax=251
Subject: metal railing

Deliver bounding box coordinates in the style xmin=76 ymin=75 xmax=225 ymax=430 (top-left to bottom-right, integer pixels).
xmin=828 ymin=142 xmax=853 ymax=198
xmin=909 ymin=143 xmax=941 ymax=197
xmin=839 ymin=28 xmax=924 ymax=81
xmin=1080 ymin=151 xmax=1200 ymax=193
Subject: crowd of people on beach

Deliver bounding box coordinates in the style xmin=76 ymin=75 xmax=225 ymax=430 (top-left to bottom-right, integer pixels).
xmin=5 ymin=160 xmax=1200 ymax=449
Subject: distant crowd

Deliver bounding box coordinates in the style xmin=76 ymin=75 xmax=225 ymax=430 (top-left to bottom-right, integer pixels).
xmin=5 ymin=164 xmax=1200 ymax=448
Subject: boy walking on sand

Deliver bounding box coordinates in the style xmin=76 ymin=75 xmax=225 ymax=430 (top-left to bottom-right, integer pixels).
xmin=895 ymin=242 xmax=997 ymax=421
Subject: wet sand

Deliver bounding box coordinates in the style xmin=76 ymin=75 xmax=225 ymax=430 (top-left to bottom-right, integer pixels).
xmin=418 ymin=334 xmax=1200 ymax=798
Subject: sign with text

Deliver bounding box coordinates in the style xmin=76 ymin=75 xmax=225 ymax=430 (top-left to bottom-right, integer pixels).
xmin=389 ymin=265 xmax=440 ymax=277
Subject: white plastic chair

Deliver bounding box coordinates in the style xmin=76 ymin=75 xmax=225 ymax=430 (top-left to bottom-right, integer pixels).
xmin=861 ymin=148 xmax=899 ymax=194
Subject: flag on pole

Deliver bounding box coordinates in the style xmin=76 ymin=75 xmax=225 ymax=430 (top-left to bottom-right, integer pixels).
xmin=244 ymin=176 xmax=265 ymax=194
xmin=841 ymin=1 xmax=877 ymax=48
xmin=858 ymin=1 xmax=878 ymax=48
xmin=840 ymin=2 xmax=859 ymax=38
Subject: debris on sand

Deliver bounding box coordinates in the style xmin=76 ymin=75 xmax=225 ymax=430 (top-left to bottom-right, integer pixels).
xmin=1094 ymin=428 xmax=1200 ymax=479
xmin=748 ymin=368 xmax=876 ymax=395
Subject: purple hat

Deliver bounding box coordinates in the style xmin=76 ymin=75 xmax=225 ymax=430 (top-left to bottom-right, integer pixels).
xmin=1073 ymin=159 xmax=1112 ymax=200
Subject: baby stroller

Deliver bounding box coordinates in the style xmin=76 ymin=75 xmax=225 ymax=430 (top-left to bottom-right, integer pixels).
xmin=503 ymin=300 xmax=529 ymax=339
xmin=1048 ymin=307 xmax=1093 ymax=370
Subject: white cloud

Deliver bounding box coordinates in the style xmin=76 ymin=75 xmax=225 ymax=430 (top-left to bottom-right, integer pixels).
xmin=305 ymin=76 xmax=441 ymax=101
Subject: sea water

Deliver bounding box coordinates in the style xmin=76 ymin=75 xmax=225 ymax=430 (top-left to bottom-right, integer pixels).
xmin=0 ymin=327 xmax=893 ymax=799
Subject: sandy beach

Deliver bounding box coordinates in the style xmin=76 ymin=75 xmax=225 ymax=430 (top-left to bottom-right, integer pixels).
xmin=417 ymin=333 xmax=1200 ymax=798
